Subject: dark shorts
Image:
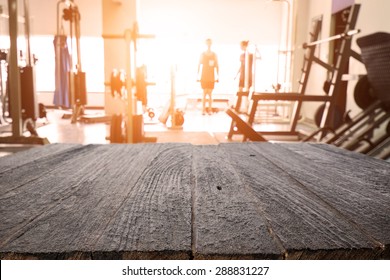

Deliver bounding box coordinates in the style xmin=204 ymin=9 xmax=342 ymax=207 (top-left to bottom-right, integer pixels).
xmin=201 ymin=81 xmax=215 ymax=90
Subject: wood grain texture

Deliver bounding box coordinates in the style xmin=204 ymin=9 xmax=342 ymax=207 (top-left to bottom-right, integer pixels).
xmin=192 ymin=145 xmax=282 ymax=259
xmin=0 ymin=143 xmax=193 ymax=259
xmin=241 ymin=142 xmax=390 ymax=259
xmin=0 ymin=143 xmax=79 ymax=172
xmin=0 ymin=143 xmax=389 ymax=259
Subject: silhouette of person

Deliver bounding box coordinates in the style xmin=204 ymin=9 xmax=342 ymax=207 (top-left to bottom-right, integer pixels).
xmin=237 ymin=40 xmax=253 ymax=92
xmin=198 ymin=38 xmax=219 ymax=115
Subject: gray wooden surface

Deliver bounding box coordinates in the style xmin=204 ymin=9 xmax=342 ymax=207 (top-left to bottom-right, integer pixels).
xmin=0 ymin=143 xmax=389 ymax=259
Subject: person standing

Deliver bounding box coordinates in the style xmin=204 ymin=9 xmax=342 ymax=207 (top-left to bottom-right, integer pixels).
xmin=198 ymin=38 xmax=219 ymax=115
xmin=234 ymin=40 xmax=254 ymax=113
xmin=237 ymin=40 xmax=253 ymax=92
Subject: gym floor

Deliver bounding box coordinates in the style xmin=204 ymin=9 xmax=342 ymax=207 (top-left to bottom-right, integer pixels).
xmin=38 ymin=107 xmax=239 ymax=145
xmin=0 ymin=100 xmax=300 ymax=157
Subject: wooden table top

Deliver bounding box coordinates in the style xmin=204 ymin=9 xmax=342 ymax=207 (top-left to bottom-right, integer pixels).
xmin=0 ymin=143 xmax=389 ymax=260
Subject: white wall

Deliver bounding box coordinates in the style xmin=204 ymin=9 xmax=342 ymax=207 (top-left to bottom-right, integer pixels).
xmin=139 ymin=0 xmax=283 ymax=45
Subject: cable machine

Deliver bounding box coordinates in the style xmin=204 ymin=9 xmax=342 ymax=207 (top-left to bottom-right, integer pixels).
xmin=55 ymin=0 xmax=86 ymax=124
xmin=0 ymin=0 xmax=48 ymax=145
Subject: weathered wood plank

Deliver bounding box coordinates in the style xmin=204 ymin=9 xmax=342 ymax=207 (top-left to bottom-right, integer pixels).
xmin=0 ymin=143 xmax=79 ymax=171
xmin=1 ymin=144 xmax=135 ymax=256
xmin=93 ymin=144 xmax=193 ymax=258
xmin=0 ymin=144 xmax=95 ymax=196
xmin=277 ymin=143 xmax=390 ymax=256
xmin=0 ymin=143 xmax=193 ymax=259
xmin=220 ymin=143 xmax=382 ymax=259
xmin=1 ymin=143 xmax=389 ymax=260
xmin=192 ymin=145 xmax=282 ymax=259
xmin=243 ymin=142 xmax=389 ymax=259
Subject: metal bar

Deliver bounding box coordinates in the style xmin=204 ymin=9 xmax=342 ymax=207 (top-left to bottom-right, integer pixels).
xmin=301 ymin=127 xmax=335 ymax=142
xmin=8 ymin=0 xmax=22 ymax=137
xmin=23 ymin=0 xmax=32 ymax=66
xmin=251 ymin=93 xmax=331 ymax=102
xmin=125 ymin=28 xmax=133 ymax=143
xmin=369 ymin=136 xmax=390 ymax=158
xmin=312 ymin=57 xmax=335 ymax=72
xmin=360 ymin=132 xmax=390 ymax=154
xmin=331 ymin=116 xmax=374 ymax=146
xmin=74 ymin=6 xmax=82 ymax=70
xmin=303 ymin=29 xmax=360 ymax=48
xmin=247 ymin=99 xmax=259 ymax=125
xmin=318 ymin=4 xmax=361 ymax=140
xmin=349 ymin=49 xmax=363 ymax=63
xmin=324 ymin=100 xmax=382 ymax=144
xmin=291 ymin=17 xmax=322 ymax=131
xmin=170 ymin=65 xmax=177 ymax=127
xmin=226 ymin=108 xmax=267 ymax=142
xmin=227 ymin=91 xmax=249 ymax=139
xmin=332 ymin=110 xmax=386 ymax=147
xmin=253 ymin=131 xmax=300 ymax=136
xmin=102 ymin=34 xmax=124 ymax=39
xmin=343 ymin=111 xmax=390 ymax=151
xmin=102 ymin=34 xmax=155 ymax=39
xmin=56 ymin=1 xmax=62 ymax=35
xmin=376 ymin=145 xmax=390 ymax=160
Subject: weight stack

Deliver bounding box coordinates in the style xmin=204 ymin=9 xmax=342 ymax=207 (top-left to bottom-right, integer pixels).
xmin=69 ymin=71 xmax=87 ymax=105
xmin=20 ymin=66 xmax=38 ymax=120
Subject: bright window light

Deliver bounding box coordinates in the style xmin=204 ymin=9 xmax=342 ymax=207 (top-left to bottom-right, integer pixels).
xmin=30 ymin=35 xmax=104 ymax=93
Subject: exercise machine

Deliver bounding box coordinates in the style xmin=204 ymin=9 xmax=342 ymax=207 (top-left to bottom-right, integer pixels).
xmin=158 ymin=65 xmax=185 ymax=129
xmin=227 ymin=28 xmax=390 ymax=159
xmin=0 ymin=49 xmax=8 ymax=125
xmin=227 ymin=4 xmax=362 ymax=142
xmin=304 ymin=32 xmax=390 ymax=159
xmin=54 ymin=0 xmax=87 ymax=124
xmin=0 ymin=0 xmax=48 ymax=145
xmin=104 ymin=22 xmax=156 ymax=143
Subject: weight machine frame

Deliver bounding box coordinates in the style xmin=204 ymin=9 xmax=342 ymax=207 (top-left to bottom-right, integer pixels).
xmin=55 ymin=0 xmax=87 ymax=124
xmin=0 ymin=0 xmax=49 ymax=145
xmin=227 ymin=4 xmax=362 ymax=142
xmin=103 ymin=22 xmax=156 ymax=143
xmin=303 ymin=32 xmax=390 ymax=159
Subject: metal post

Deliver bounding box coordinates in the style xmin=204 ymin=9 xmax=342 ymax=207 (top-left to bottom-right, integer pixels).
xmin=23 ymin=0 xmax=32 ymax=66
xmin=74 ymin=6 xmax=82 ymax=71
xmin=244 ymin=49 xmax=249 ymax=91
xmin=125 ymin=29 xmax=133 ymax=143
xmin=8 ymin=0 xmax=22 ymax=137
xmin=283 ymin=0 xmax=291 ymax=90
xmin=170 ymin=64 xmax=176 ymax=128
xmin=272 ymin=0 xmax=291 ymax=91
